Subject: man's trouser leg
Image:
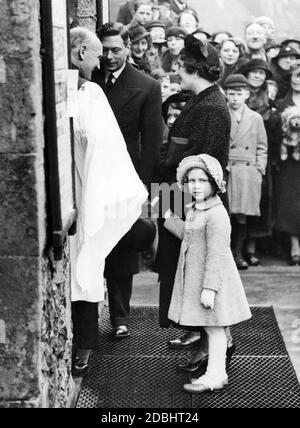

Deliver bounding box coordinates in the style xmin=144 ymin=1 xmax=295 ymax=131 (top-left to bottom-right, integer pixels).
xmin=106 ymin=276 xmax=133 ymax=328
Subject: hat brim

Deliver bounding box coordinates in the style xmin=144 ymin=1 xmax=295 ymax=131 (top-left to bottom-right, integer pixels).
xmin=272 ymin=52 xmax=300 ymax=62
xmin=131 ymin=32 xmax=150 ymax=44
xmin=242 ymin=66 xmax=273 ymax=81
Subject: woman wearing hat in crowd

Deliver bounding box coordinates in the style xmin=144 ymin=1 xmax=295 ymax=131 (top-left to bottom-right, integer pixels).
xmin=128 ymin=22 xmax=152 ymax=74
xmin=240 ymin=59 xmax=282 ymax=266
xmin=281 ymin=39 xmax=300 ymax=55
xmin=270 ymin=45 xmax=300 ymax=100
xmin=156 ymin=34 xmax=234 ymax=374
xmin=218 ymin=38 xmax=246 ymax=89
xmin=275 ymin=71 xmax=300 ymax=266
xmin=161 ymin=26 xmax=187 ymax=72
xmin=164 ymin=154 xmax=251 ymax=393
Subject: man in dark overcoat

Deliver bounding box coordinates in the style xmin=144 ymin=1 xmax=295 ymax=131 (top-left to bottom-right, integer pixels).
xmin=92 ymin=22 xmax=162 ymax=338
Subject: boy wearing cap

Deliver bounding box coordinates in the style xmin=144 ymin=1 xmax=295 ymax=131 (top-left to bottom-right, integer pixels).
xmin=161 ymin=26 xmax=187 ymax=72
xmin=225 ymin=74 xmax=268 ymax=270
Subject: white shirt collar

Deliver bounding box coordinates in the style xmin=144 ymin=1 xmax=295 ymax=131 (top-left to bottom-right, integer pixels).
xmin=105 ymin=62 xmax=126 ymax=82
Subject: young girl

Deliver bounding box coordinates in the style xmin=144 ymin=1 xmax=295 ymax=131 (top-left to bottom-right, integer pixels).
xmin=164 ymin=154 xmax=252 ymax=393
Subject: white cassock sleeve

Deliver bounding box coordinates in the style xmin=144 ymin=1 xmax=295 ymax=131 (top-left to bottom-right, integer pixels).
xmin=70 ymin=82 xmax=148 ymax=302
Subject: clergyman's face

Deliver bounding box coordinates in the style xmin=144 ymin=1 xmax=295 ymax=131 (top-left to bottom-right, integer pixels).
xmin=81 ymin=38 xmax=103 ymax=80
xmin=101 ymin=35 xmax=130 ymax=72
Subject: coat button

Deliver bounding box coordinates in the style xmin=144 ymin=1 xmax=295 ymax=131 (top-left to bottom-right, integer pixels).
xmin=246 ymin=163 xmax=250 ymax=166
xmin=245 ymin=146 xmax=249 ymax=150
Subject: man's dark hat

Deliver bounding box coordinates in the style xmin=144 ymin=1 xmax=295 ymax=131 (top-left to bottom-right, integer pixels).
xmin=272 ymin=45 xmax=300 ymax=62
xmin=224 ymin=74 xmax=250 ymax=89
xmin=128 ymin=22 xmax=150 ymax=43
xmin=241 ymin=58 xmax=273 ymax=80
xmin=117 ymin=218 xmax=156 ymax=252
xmin=184 ymin=34 xmax=220 ymax=67
xmin=162 ymin=91 xmax=193 ymax=123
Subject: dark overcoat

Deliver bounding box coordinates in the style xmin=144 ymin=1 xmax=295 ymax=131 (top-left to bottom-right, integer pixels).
xmin=156 ymin=84 xmax=231 ymax=327
xmin=93 ymin=62 xmax=163 ymax=277
xmin=275 ymin=93 xmax=300 ymax=234
xmin=116 ymin=1 xmax=135 ymax=26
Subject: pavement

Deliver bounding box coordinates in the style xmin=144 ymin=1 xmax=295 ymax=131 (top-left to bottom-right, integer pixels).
xmin=72 ymin=255 xmax=300 ymax=407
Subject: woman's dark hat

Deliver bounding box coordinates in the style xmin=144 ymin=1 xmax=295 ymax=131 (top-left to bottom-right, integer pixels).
xmin=128 ymin=22 xmax=150 ymax=43
xmin=272 ymin=45 xmax=300 ymax=62
xmin=281 ymin=39 xmax=300 ymax=48
xmin=162 ymin=91 xmax=193 ymax=123
xmin=117 ymin=218 xmax=156 ymax=252
xmin=240 ymin=58 xmax=273 ymax=80
xmin=224 ymin=74 xmax=250 ymax=89
xmin=166 ymin=26 xmax=188 ymax=40
xmin=192 ymin=28 xmax=212 ymax=40
xmin=184 ymin=34 xmax=220 ymax=67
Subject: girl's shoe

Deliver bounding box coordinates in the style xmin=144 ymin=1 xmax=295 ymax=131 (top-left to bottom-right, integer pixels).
xmin=184 ymin=375 xmax=229 ymax=394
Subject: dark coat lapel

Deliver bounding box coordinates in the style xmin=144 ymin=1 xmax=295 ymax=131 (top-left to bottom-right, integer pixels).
xmin=107 ymin=64 xmax=142 ymax=113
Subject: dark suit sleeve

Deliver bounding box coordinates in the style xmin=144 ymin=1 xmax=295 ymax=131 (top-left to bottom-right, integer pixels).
xmin=140 ymin=80 xmax=163 ymax=188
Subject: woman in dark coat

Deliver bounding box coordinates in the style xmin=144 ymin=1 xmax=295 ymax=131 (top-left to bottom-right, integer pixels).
xmin=275 ymin=72 xmax=300 ymax=265
xmin=270 ymin=45 xmax=300 ymax=101
xmin=241 ymin=59 xmax=282 ymax=265
xmin=156 ymin=34 xmax=233 ymax=373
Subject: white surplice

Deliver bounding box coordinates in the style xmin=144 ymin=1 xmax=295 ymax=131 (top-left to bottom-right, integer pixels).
xmin=70 ymin=82 xmax=148 ymax=302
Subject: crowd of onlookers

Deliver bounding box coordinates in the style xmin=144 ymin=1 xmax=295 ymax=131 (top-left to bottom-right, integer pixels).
xmin=111 ymin=0 xmax=300 ymax=268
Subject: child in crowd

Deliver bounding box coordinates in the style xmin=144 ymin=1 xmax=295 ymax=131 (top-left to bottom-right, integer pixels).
xmin=161 ymin=27 xmax=187 ymax=72
xmin=164 ymin=154 xmax=251 ymax=393
xmin=225 ymin=74 xmax=268 ymax=269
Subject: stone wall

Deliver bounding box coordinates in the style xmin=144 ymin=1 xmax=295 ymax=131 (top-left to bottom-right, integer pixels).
xmin=0 ymin=0 xmax=73 ymax=408
xmin=69 ymin=0 xmax=97 ymax=31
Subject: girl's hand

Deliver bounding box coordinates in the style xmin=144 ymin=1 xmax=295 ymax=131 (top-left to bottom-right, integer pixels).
xmin=201 ymin=289 xmax=216 ymax=310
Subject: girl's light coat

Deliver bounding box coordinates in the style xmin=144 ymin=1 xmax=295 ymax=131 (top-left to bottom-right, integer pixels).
xmin=165 ymin=196 xmax=252 ymax=326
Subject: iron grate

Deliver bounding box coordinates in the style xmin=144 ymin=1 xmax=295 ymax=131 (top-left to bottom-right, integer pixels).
xmin=97 ymin=306 xmax=287 ymax=357
xmin=77 ymin=307 xmax=300 ymax=408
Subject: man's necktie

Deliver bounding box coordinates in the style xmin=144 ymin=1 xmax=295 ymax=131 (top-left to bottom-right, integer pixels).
xmin=106 ymin=73 xmax=115 ymax=91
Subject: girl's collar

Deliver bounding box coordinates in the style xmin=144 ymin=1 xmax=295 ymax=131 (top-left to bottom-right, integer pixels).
xmin=187 ymin=195 xmax=223 ymax=211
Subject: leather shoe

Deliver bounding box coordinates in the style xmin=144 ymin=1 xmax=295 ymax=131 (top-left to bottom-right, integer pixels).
xmin=246 ymin=253 xmax=261 ymax=267
xmin=178 ymin=344 xmax=236 ymax=374
xmin=177 ymin=355 xmax=208 ymax=373
xmin=114 ymin=325 xmax=130 ymax=339
xmin=235 ymin=257 xmax=248 ymax=270
xmin=168 ymin=332 xmax=201 ymax=348
xmin=290 ymin=255 xmax=300 ymax=266
xmin=72 ymin=359 xmax=89 ymax=378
